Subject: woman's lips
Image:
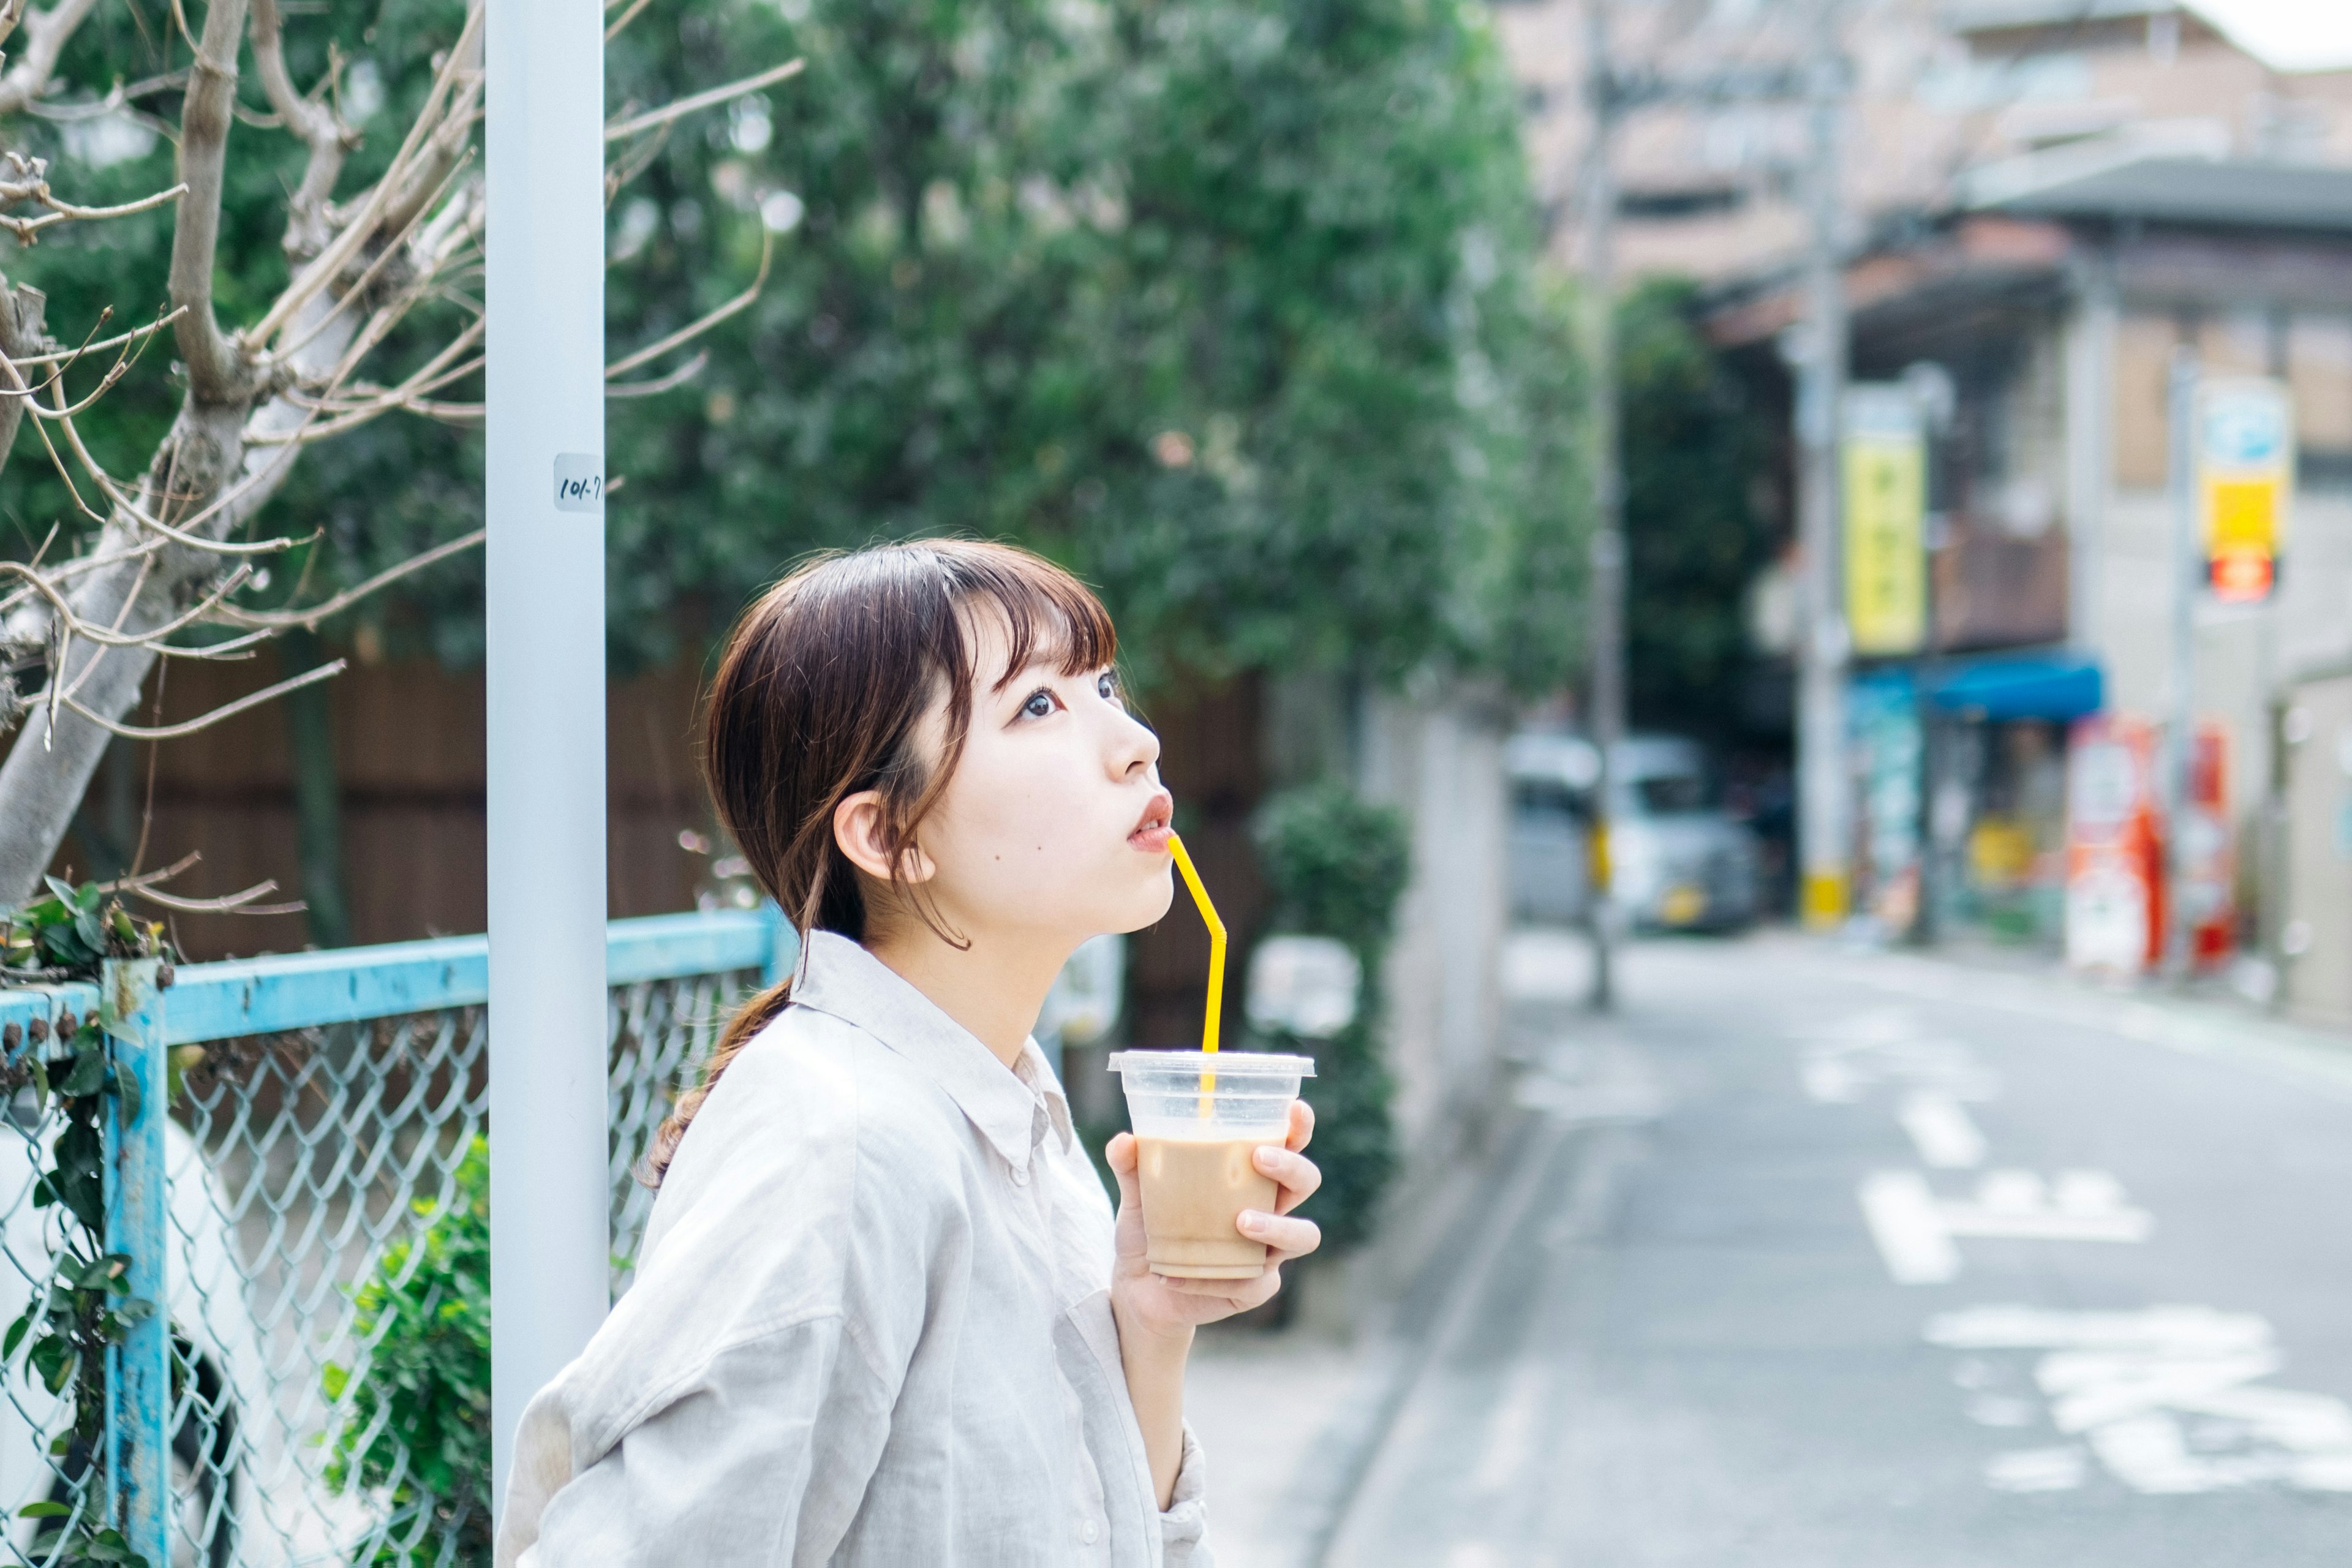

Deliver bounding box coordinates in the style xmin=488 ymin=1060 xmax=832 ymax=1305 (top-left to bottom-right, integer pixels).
xmin=1129 ymin=792 xmax=1174 ymax=852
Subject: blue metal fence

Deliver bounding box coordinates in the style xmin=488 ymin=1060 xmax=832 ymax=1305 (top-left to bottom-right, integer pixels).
xmin=0 ymin=906 xmax=792 ymax=1567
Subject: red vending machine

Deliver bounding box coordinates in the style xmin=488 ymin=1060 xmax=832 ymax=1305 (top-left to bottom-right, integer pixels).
xmin=2064 ymin=715 xmax=2232 ymax=974
xmin=2065 ymin=716 xmax=2162 ymax=975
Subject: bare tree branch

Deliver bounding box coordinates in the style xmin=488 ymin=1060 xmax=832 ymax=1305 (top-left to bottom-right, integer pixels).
xmin=605 ymin=224 xmax=772 ymax=380
xmin=606 ymin=348 xmax=706 ymax=398
xmin=604 ymin=57 xmax=803 ymax=143
xmin=250 ymin=0 xmax=357 ymax=258
xmin=208 ymin=527 xmax=484 ymax=630
xmin=248 ymin=0 xmax=484 ymax=349
xmin=61 ymin=657 xmax=342 ymax=739
xmin=0 ymin=0 xmax=104 ymax=116
xmin=168 ymin=0 xmax=258 ymax=404
xmin=0 ymin=282 xmax=47 ymax=484
xmin=0 ymin=0 xmax=804 ymax=902
xmin=603 ymin=0 xmax=652 ymax=42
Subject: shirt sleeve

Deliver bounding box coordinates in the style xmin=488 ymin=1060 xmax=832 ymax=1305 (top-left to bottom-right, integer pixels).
xmin=507 ymin=1314 xmax=894 ymax=1567
xmin=1160 ymin=1422 xmax=1212 ymax=1567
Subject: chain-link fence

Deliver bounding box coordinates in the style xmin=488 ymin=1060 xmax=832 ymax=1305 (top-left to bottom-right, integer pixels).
xmin=0 ymin=984 xmax=113 ymax=1567
xmin=0 ymin=908 xmax=784 ymax=1568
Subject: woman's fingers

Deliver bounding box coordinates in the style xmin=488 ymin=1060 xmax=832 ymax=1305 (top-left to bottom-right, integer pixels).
xmin=1285 ymin=1098 xmax=1317 ymax=1152
xmin=1238 ymin=1208 xmax=1321 ymax=1260
xmin=1159 ymin=1268 xmax=1281 ymax=1308
xmin=1254 ymin=1144 xmax=1322 ymax=1211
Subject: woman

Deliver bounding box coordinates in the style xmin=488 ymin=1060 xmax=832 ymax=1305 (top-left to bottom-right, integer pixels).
xmin=497 ymin=540 xmax=1321 ymax=1565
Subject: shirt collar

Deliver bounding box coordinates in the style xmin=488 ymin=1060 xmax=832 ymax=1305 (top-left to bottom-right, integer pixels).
xmin=789 ymin=930 xmax=1069 ymax=1170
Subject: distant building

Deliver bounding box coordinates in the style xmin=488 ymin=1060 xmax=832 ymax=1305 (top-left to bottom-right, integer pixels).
xmin=1496 ymin=0 xmax=2352 ymax=1012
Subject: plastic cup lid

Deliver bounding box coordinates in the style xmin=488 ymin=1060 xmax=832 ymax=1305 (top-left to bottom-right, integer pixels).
xmin=1106 ymin=1050 xmax=1314 ymax=1077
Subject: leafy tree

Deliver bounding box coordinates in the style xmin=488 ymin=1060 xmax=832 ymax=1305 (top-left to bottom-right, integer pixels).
xmin=323 ymin=1136 xmax=492 ymax=1566
xmin=596 ymin=0 xmax=1588 ymax=692
xmin=1617 ymin=274 xmax=1773 ymax=741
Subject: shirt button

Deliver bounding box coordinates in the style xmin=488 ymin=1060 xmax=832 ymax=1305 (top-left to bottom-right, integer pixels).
xmin=1080 ymin=1520 xmax=1100 ymax=1545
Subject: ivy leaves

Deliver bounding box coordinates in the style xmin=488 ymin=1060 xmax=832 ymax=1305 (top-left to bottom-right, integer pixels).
xmin=0 ymin=881 xmax=168 ymax=1568
xmin=2 ymin=879 xmax=167 ymax=982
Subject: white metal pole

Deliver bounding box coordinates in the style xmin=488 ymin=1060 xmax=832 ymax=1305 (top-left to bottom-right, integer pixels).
xmin=486 ymin=0 xmax=608 ymax=1518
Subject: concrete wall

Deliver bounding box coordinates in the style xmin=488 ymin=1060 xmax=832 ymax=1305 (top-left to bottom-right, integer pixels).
xmin=1355 ymin=686 xmax=1511 ymax=1168
xmin=2283 ymin=672 xmax=2352 ymax=1025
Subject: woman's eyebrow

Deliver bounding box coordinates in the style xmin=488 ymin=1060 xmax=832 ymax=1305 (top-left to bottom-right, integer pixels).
xmin=989 ymin=653 xmax=1077 ymax=693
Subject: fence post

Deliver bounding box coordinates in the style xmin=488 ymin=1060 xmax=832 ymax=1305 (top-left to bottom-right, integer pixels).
xmin=760 ymin=900 xmax=794 ymax=989
xmin=102 ymin=957 xmax=169 ymax=1567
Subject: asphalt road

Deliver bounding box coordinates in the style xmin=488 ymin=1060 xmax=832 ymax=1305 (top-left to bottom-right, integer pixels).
xmin=1320 ymin=931 xmax=2352 ymax=1567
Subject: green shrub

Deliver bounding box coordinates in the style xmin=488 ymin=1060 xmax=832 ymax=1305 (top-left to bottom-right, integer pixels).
xmin=1250 ymin=783 xmax=1411 ymax=1251
xmin=323 ymin=1137 xmax=491 ymax=1566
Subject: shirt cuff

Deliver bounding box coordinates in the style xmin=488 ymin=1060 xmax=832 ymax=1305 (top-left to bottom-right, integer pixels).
xmin=1161 ymin=1422 xmax=1210 ymax=1566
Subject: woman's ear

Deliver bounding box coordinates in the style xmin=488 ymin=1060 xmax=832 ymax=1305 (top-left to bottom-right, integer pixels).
xmin=834 ymin=791 xmax=938 ymax=885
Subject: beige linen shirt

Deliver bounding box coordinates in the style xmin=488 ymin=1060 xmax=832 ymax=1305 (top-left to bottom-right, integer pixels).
xmin=497 ymin=932 xmax=1211 ymax=1567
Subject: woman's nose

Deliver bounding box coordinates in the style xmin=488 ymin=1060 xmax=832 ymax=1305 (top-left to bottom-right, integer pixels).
xmin=1111 ymin=709 xmax=1160 ymax=777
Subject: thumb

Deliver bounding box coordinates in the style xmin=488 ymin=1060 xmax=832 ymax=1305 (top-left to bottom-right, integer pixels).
xmin=1106 ymin=1131 xmax=1140 ymax=1202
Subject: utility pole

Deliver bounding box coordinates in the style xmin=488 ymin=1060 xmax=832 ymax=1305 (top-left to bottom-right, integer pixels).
xmin=1793 ymin=0 xmax=1851 ymax=931
xmin=2162 ymin=341 xmax=2199 ymax=981
xmin=486 ymin=0 xmax=609 ymax=1518
xmin=1581 ymin=0 xmax=1626 ymax=1011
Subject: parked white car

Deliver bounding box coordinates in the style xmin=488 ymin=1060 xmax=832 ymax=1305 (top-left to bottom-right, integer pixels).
xmin=1509 ymin=732 xmax=1762 ymax=932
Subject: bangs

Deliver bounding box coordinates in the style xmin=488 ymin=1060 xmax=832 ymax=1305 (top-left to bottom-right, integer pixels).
xmin=937 ymin=543 xmax=1118 ymax=690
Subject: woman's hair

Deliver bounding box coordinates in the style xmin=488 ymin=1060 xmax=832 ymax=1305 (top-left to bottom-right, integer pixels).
xmin=645 ymin=539 xmax=1118 ymax=1182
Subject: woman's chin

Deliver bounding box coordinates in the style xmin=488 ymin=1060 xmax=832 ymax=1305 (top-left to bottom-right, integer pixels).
xmin=1106 ymin=873 xmax=1177 ymax=935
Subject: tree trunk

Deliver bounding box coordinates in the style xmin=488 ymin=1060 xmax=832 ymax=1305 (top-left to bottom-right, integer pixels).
xmin=0 ymin=299 xmax=358 ymax=904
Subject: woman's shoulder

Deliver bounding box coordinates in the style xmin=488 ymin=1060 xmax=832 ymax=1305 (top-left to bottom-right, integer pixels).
xmin=655 ymin=1001 xmax=976 ymax=1230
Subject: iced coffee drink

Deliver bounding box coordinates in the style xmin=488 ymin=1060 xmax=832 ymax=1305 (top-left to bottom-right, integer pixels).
xmin=1109 ymin=1050 xmax=1315 ymax=1280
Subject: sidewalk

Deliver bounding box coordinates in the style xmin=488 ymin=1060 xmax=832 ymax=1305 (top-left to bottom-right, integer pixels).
xmin=1183 ymin=927 xmax=1601 ymax=1567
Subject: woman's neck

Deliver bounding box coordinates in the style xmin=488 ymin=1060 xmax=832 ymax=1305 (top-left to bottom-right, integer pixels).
xmin=862 ymin=918 xmax=1071 ymax=1071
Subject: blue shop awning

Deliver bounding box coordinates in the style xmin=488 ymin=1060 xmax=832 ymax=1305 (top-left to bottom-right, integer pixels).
xmin=1922 ymin=651 xmax=2103 ymax=722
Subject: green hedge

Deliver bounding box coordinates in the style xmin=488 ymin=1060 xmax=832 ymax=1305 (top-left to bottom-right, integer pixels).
xmin=1249 ymin=782 xmax=1411 ymax=1251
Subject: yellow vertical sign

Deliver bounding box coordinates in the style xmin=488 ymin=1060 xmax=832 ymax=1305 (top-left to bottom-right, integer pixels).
xmin=2196 ymin=377 xmax=2294 ymax=604
xmin=1842 ymin=385 xmax=1927 ymax=657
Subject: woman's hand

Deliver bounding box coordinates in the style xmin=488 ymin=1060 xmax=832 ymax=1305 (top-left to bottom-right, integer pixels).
xmin=1105 ymin=1099 xmax=1322 ymax=1509
xmin=1105 ymin=1099 xmax=1323 ymax=1340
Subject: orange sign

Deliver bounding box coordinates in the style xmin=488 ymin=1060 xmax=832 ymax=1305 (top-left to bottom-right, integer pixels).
xmin=2196 ymin=379 xmax=2294 ymax=605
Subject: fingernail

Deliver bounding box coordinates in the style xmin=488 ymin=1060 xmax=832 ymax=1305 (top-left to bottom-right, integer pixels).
xmin=1238 ymin=1211 xmax=1265 ymax=1234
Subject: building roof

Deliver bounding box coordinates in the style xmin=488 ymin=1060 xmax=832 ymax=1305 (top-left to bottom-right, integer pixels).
xmin=1941 ymin=0 xmax=2179 ymax=33
xmin=1963 ymin=151 xmax=2352 ymax=234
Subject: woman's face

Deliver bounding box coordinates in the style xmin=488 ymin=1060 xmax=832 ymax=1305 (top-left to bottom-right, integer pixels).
xmin=899 ymin=613 xmax=1175 ymax=949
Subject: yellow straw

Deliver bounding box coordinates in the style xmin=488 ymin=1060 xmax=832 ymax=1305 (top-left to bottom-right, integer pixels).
xmin=1167 ymin=832 xmax=1224 ymax=1104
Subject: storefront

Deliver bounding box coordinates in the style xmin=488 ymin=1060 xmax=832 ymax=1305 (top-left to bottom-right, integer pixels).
xmin=1875 ymin=652 xmax=2104 ymax=946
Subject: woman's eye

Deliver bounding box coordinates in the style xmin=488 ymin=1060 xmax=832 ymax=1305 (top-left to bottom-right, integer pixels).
xmin=1021 ymin=690 xmax=1057 ymax=720
xmin=1096 ymin=672 xmax=1121 ymax=705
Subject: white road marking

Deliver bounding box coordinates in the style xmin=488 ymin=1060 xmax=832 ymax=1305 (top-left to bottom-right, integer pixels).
xmin=1860 ymin=1171 xmax=1961 ymax=1283
xmin=1795 ymin=1027 xmax=2001 ymax=1106
xmin=1966 ymin=1395 xmax=2040 ymax=1428
xmin=1899 ymin=1091 xmax=1986 ymax=1168
xmin=1986 ymin=1446 xmax=2087 ymax=1492
xmin=1860 ymin=1171 xmax=2152 ymax=1283
xmin=1926 ymin=1306 xmax=2352 ymax=1494
xmin=1470 ymin=1362 xmax=1547 ymax=1494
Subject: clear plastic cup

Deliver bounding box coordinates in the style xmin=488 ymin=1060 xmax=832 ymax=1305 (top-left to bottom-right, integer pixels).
xmin=1108 ymin=1050 xmax=1315 ymax=1278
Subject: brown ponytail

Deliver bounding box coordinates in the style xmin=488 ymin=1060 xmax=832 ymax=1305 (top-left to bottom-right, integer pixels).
xmin=644 ymin=540 xmax=1118 ymax=1182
